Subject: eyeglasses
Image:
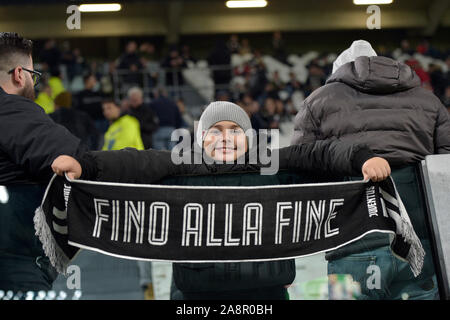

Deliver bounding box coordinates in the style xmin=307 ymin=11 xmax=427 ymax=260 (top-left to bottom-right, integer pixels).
xmin=7 ymin=67 xmax=42 ymax=86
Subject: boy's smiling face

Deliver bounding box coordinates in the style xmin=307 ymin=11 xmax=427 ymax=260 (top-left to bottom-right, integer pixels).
xmin=203 ymin=121 xmax=248 ymax=162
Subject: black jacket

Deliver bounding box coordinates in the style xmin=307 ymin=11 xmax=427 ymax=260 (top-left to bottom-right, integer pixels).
xmin=73 ymin=89 xmax=104 ymax=121
xmin=291 ymin=56 xmax=450 ymax=167
xmin=0 ymin=86 xmax=86 ymax=184
xmin=127 ymin=104 xmax=159 ymax=149
xmin=50 ymin=108 xmax=99 ymax=151
xmin=149 ymin=97 xmax=183 ymax=129
xmin=0 ymin=86 xmax=87 ymax=291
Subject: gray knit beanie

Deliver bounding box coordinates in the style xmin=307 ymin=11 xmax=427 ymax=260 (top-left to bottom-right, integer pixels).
xmin=196 ymin=101 xmax=252 ymax=147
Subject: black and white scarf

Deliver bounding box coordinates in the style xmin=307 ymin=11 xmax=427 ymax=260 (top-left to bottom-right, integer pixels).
xmin=34 ymin=174 xmax=425 ymax=277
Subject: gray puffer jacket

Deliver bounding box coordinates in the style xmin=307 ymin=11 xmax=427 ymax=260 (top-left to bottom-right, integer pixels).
xmin=291 ymin=56 xmax=450 ymax=166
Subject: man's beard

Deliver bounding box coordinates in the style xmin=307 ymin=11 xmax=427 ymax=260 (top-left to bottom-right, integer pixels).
xmin=19 ymin=79 xmax=35 ymax=100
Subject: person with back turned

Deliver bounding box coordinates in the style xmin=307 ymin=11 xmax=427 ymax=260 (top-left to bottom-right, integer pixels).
xmin=291 ymin=40 xmax=450 ymax=300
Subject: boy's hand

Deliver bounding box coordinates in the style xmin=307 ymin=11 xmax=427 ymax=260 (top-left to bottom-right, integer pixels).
xmin=51 ymin=155 xmax=82 ymax=180
xmin=362 ymin=157 xmax=391 ymax=182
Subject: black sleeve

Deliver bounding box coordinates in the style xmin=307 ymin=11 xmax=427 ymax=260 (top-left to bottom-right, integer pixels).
xmin=0 ymin=97 xmax=87 ymax=181
xmin=142 ymin=108 xmax=159 ymax=133
xmin=77 ymin=148 xmax=189 ymax=183
xmin=77 ymin=148 xmax=217 ymax=183
xmin=76 ymin=139 xmax=375 ymax=183
xmin=279 ymin=139 xmax=375 ymax=176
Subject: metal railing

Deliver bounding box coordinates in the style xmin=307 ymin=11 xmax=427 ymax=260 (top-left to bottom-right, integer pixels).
xmin=112 ymin=64 xmax=234 ymax=103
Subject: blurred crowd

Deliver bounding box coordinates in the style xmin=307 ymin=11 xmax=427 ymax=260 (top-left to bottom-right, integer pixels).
xmin=32 ymin=34 xmax=450 ymax=153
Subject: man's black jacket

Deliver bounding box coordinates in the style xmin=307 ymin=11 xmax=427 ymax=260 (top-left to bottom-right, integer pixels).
xmin=0 ymin=86 xmax=86 ymax=292
xmin=0 ymin=86 xmax=86 ymax=184
xmin=127 ymin=104 xmax=159 ymax=149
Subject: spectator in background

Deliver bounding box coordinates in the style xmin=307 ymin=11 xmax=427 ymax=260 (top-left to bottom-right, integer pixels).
xmin=284 ymin=97 xmax=299 ymax=117
xmin=405 ymin=59 xmax=431 ymax=87
xmin=428 ymin=63 xmax=447 ymax=103
xmin=50 ymin=91 xmax=99 ymax=150
xmin=176 ymin=97 xmax=195 ymax=139
xmin=416 ymin=39 xmax=441 ymax=59
xmin=292 ymin=40 xmax=450 ymax=300
xmin=249 ymin=49 xmax=264 ymax=68
xmin=227 ymin=34 xmax=240 ymax=54
xmin=261 ymin=97 xmax=280 ymax=129
xmin=118 ymin=41 xmax=143 ymax=88
xmin=208 ymin=40 xmax=232 ymax=92
xmin=399 ymin=39 xmax=414 ymax=56
xmin=247 ymin=61 xmax=268 ymax=100
xmin=139 ymin=42 xmax=160 ymax=88
xmin=318 ymin=53 xmax=334 ymax=76
xmin=304 ymin=61 xmax=326 ymax=96
xmin=272 ymin=31 xmax=287 ymax=64
xmin=60 ymin=40 xmax=76 ymax=82
xmin=285 ymin=71 xmax=304 ymax=97
xmin=34 ymin=80 xmax=54 ymax=114
xmin=48 ymin=68 xmax=65 ymax=100
xmin=102 ymin=97 xmax=144 ymax=151
xmin=149 ymin=89 xmax=183 ymax=150
xmin=275 ymin=98 xmax=285 ymax=119
xmin=262 ymin=82 xmax=280 ymax=101
xmin=238 ymin=93 xmax=267 ymax=132
xmin=240 ymin=92 xmax=254 ymax=108
xmin=162 ymin=46 xmax=186 ymax=90
xmin=290 ymin=89 xmax=306 ymax=113
xmin=72 ymin=48 xmax=86 ymax=79
xmin=270 ymin=70 xmax=285 ymax=92
xmin=88 ymin=60 xmax=103 ymax=81
xmin=139 ymin=42 xmax=158 ymax=66
xmin=118 ymin=41 xmax=143 ymax=71
xmin=39 ymin=39 xmax=60 ymax=74
xmin=181 ymin=44 xmax=196 ymax=64
xmin=99 ymin=61 xmax=116 ymax=96
xmin=126 ymin=87 xmax=159 ymax=149
xmin=74 ymin=73 xmax=108 ymax=135
xmin=233 ymin=57 xmax=250 ymax=78
xmin=239 ymin=38 xmax=252 ymax=55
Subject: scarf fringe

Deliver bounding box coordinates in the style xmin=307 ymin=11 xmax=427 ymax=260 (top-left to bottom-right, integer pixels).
xmin=33 ymin=205 xmax=70 ymax=275
xmin=394 ymin=191 xmax=425 ymax=278
xmin=400 ymin=216 xmax=425 ymax=278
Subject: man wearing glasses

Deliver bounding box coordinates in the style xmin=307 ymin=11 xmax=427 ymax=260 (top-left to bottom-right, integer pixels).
xmin=2 ymin=52 xmax=41 ymax=100
xmin=0 ymin=32 xmax=87 ymax=297
xmin=7 ymin=66 xmax=41 ymax=95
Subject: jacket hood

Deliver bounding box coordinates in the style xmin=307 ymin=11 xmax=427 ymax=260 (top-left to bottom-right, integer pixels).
xmin=326 ymin=56 xmax=420 ymax=94
xmin=332 ymin=40 xmax=377 ymax=74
